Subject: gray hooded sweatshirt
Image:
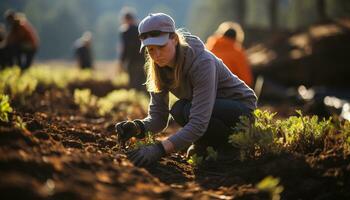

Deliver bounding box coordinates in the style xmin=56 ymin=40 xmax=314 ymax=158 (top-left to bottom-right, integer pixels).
xmin=141 ymin=34 xmax=257 ymax=151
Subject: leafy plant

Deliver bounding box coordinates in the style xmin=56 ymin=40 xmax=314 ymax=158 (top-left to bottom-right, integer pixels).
xmin=132 ymin=132 xmax=156 ymax=149
xmin=14 ymin=116 xmax=26 ymax=130
xmin=205 ymin=146 xmax=218 ymax=161
xmin=73 ymin=88 xmax=149 ymax=118
xmin=277 ymin=110 xmax=332 ymax=152
xmin=256 ymin=176 xmax=284 ymax=200
xmin=0 ymin=67 xmax=37 ymax=104
xmin=0 ymin=94 xmax=13 ymax=122
xmin=111 ymin=71 xmax=129 ymax=87
xmin=340 ymin=120 xmax=350 ymax=153
xmin=186 ymin=146 xmax=217 ymax=165
xmin=12 ymin=74 xmax=38 ymax=103
xmin=13 ymin=115 xmax=31 ymax=136
xmin=187 ymin=153 xmax=203 ymax=166
xmin=0 ymin=67 xmax=21 ymax=95
xmin=229 ymin=109 xmax=281 ymax=160
xmin=74 ymin=89 xmax=98 ymax=115
xmin=97 ymin=89 xmax=149 ymax=116
xmin=26 ymin=65 xmax=104 ymax=88
xmin=229 ymin=109 xmax=333 ymax=160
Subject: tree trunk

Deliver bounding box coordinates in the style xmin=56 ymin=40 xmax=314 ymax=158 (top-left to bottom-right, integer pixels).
xmin=236 ymin=0 xmax=246 ymax=27
xmin=317 ymin=0 xmax=327 ymax=22
xmin=269 ymin=0 xmax=278 ymax=31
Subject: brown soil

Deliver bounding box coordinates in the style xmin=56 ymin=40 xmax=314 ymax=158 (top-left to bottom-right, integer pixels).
xmin=1 ymin=83 xmax=349 ymax=200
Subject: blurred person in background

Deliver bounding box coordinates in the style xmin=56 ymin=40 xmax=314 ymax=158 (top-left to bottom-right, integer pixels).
xmin=115 ymin=13 xmax=257 ymax=167
xmin=119 ymin=7 xmax=146 ymax=92
xmin=4 ymin=9 xmax=39 ymax=70
xmin=206 ymin=21 xmax=253 ymax=88
xmin=74 ymin=31 xmax=94 ymax=69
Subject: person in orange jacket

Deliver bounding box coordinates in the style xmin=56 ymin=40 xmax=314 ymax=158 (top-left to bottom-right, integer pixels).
xmin=4 ymin=10 xmax=39 ymax=70
xmin=206 ymin=22 xmax=253 ymax=87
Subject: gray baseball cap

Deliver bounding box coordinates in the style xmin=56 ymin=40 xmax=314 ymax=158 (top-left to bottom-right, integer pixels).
xmin=138 ymin=13 xmax=176 ymax=51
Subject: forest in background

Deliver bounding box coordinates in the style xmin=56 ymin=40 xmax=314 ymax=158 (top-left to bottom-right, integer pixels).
xmin=1 ymin=0 xmax=349 ymax=60
xmin=0 ymin=0 xmax=190 ymax=60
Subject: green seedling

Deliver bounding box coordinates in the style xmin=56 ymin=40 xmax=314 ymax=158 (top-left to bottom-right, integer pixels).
xmin=229 ymin=109 xmax=280 ymax=160
xmin=111 ymin=71 xmax=129 ymax=87
xmin=74 ymin=89 xmax=98 ymax=114
xmin=229 ymin=109 xmax=333 ymax=160
xmin=256 ymin=176 xmax=284 ymax=200
xmin=97 ymin=89 xmax=149 ymax=116
xmin=13 ymin=115 xmax=31 ymax=136
xmin=0 ymin=67 xmax=37 ymax=104
xmin=340 ymin=120 xmax=350 ymax=152
xmin=26 ymin=65 xmax=102 ymax=88
xmin=187 ymin=154 xmax=203 ymax=166
xmin=14 ymin=115 xmax=27 ymax=130
xmin=131 ymin=132 xmax=156 ymax=149
xmin=0 ymin=94 xmax=13 ymax=122
xmin=205 ymin=146 xmax=218 ymax=161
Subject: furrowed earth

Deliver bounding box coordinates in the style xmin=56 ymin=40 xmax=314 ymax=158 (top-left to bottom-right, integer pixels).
xmin=1 ymin=80 xmax=349 ymax=200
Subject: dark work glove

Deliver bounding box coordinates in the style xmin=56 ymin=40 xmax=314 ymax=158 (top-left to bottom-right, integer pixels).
xmin=115 ymin=120 xmax=145 ymax=142
xmin=127 ymin=142 xmax=166 ymax=167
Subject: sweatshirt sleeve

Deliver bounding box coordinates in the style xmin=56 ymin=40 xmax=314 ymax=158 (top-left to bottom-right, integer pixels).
xmin=142 ymin=90 xmax=170 ymax=134
xmin=168 ymin=59 xmax=218 ymax=150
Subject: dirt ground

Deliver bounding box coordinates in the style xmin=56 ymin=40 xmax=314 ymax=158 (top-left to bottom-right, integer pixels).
xmin=1 ymin=81 xmax=349 ymax=200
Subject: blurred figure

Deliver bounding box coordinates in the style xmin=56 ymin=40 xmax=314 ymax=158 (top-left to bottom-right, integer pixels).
xmin=119 ymin=7 xmax=146 ymax=92
xmin=4 ymin=9 xmax=39 ymax=70
xmin=74 ymin=31 xmax=94 ymax=69
xmin=206 ymin=21 xmax=253 ymax=87
xmin=0 ymin=23 xmax=12 ymax=69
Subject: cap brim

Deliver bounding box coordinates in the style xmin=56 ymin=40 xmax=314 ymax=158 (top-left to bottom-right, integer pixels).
xmin=139 ymin=33 xmax=169 ymax=52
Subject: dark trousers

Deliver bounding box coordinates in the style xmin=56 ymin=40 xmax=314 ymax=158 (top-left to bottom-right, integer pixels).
xmin=127 ymin=60 xmax=146 ymax=93
xmin=0 ymin=46 xmax=13 ymax=69
xmin=9 ymin=45 xmax=36 ymax=70
xmin=170 ymin=99 xmax=252 ymax=151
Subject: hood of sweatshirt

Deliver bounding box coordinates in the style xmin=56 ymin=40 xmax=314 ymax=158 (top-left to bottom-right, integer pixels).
xmin=211 ymin=36 xmax=236 ymax=50
xmin=182 ymin=33 xmax=206 ymax=74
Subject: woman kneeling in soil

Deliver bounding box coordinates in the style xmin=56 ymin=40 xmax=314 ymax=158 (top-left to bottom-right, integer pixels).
xmin=115 ymin=13 xmax=257 ymax=167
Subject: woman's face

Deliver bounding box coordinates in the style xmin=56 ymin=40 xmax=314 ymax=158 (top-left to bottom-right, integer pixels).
xmin=146 ymin=36 xmax=178 ymax=67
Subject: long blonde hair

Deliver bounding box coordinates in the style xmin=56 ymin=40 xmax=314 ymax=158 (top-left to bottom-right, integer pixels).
xmin=144 ymin=30 xmax=188 ymax=93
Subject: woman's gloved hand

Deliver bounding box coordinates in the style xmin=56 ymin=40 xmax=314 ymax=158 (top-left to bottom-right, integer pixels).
xmin=127 ymin=142 xmax=166 ymax=167
xmin=115 ymin=120 xmax=145 ymax=142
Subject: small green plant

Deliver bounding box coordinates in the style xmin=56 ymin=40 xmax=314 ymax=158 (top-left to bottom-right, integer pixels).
xmin=229 ymin=109 xmax=333 ymax=160
xmin=205 ymin=146 xmax=218 ymax=161
xmin=73 ymin=88 xmax=149 ymax=117
xmin=0 ymin=67 xmax=37 ymax=104
xmin=26 ymin=65 xmax=104 ymax=88
xmin=12 ymin=115 xmax=31 ymax=136
xmin=229 ymin=109 xmax=280 ymax=160
xmin=14 ymin=115 xmax=27 ymax=131
xmin=277 ymin=110 xmax=332 ymax=153
xmin=132 ymin=132 xmax=156 ymax=149
xmin=187 ymin=154 xmax=203 ymax=166
xmin=186 ymin=146 xmax=217 ymax=166
xmin=340 ymin=120 xmax=350 ymax=153
xmin=0 ymin=67 xmax=21 ymax=95
xmin=0 ymin=94 xmax=13 ymax=122
xmin=11 ymin=74 xmax=38 ymax=104
xmin=256 ymin=176 xmax=284 ymax=200
xmin=111 ymin=71 xmax=129 ymax=87
xmin=97 ymin=89 xmax=149 ymax=116
xmin=74 ymin=89 xmax=98 ymax=115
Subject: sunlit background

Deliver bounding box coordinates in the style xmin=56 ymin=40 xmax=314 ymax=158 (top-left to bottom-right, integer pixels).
xmin=1 ymin=0 xmax=349 ymax=60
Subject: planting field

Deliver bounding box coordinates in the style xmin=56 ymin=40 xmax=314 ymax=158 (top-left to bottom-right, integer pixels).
xmin=1 ymin=66 xmax=349 ymax=200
